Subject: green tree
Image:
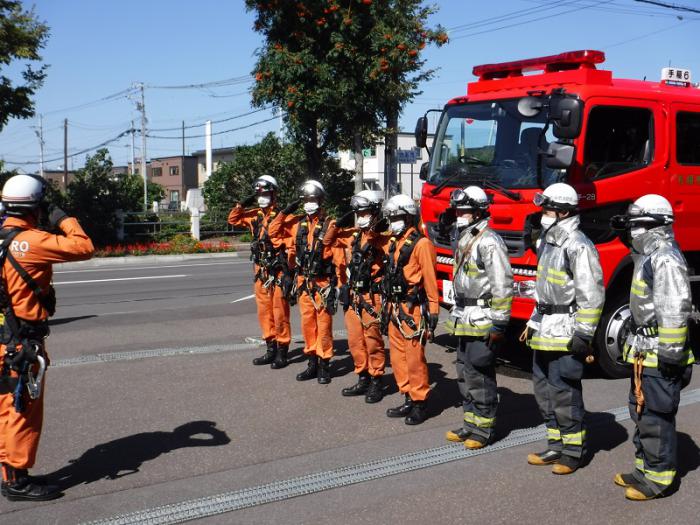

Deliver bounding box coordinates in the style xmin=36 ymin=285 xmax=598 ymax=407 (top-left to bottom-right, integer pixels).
xmin=0 ymin=1 xmax=49 ymax=131
xmin=202 ymin=132 xmax=352 ymax=216
xmin=119 ymin=172 xmax=165 ymax=211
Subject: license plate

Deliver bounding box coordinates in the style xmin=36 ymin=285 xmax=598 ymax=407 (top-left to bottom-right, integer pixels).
xmin=442 ymin=279 xmax=455 ymax=305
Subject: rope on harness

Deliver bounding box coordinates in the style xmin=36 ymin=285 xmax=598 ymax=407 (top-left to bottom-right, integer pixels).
xmin=633 ymin=353 xmax=645 ymax=416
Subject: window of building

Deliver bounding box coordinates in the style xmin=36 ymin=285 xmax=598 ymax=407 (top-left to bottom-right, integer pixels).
xmin=677 ymin=112 xmax=700 ymax=165
xmin=170 ymin=190 xmax=180 ymax=203
xmin=152 ymin=167 xmax=162 ymax=177
xmin=362 ymin=147 xmax=376 ymax=158
xmin=583 ymin=106 xmax=653 ymax=180
xmin=169 ymin=166 xmax=179 ymax=176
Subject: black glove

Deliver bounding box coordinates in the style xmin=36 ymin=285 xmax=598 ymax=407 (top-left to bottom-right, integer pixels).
xmin=658 ymin=358 xmax=684 ymax=379
xmin=486 ymin=324 xmax=507 ymax=349
xmin=427 ymin=313 xmax=439 ymax=333
xmin=567 ymin=333 xmax=593 ymax=357
xmin=335 ymin=211 xmax=354 ymax=228
xmin=7 ymin=344 xmax=39 ymax=372
xmin=282 ymin=199 xmax=301 ymax=215
xmin=48 ymin=205 xmax=68 ymax=228
xmin=240 ymin=194 xmax=256 ymax=208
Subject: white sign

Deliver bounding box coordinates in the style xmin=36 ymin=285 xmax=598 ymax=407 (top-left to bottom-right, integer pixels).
xmin=442 ymin=279 xmax=455 ymax=305
xmin=661 ymin=67 xmax=691 ymax=84
xmin=397 ymin=149 xmax=418 ymax=164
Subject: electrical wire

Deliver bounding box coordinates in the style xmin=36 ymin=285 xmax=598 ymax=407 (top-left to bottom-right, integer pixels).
xmin=146 ymin=115 xmax=279 ymax=139
xmin=634 ymin=0 xmax=700 ymax=14
xmin=605 ymin=19 xmax=688 ymax=48
xmin=148 ymin=107 xmax=272 ymax=132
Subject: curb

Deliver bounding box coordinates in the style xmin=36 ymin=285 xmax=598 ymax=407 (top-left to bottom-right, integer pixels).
xmin=56 ymin=251 xmax=242 ymax=270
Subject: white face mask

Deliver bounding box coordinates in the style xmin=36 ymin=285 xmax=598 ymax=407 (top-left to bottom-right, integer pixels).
xmin=257 ymin=195 xmax=271 ymax=208
xmin=630 ymin=226 xmax=646 ymax=239
xmin=357 ymin=215 xmax=371 ymax=229
xmin=540 ymin=215 xmax=557 ymax=230
xmin=303 ymin=202 xmax=319 ymax=215
xmin=456 ymin=216 xmax=471 ymax=228
xmin=390 ymin=219 xmax=406 ymax=235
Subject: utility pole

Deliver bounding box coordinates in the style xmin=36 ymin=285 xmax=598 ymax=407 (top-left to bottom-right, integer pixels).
xmin=33 ymin=114 xmax=45 ymax=178
xmin=182 ymin=120 xmax=185 ymax=157
xmin=135 ymin=83 xmax=148 ymax=211
xmin=205 ymin=120 xmax=212 ymax=183
xmin=130 ymin=120 xmax=136 ymax=175
xmin=63 ymin=118 xmax=68 ymax=189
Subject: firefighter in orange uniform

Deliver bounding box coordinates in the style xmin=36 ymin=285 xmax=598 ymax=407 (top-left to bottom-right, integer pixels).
xmin=381 ymin=194 xmax=439 ymax=425
xmin=324 ymin=190 xmax=388 ymax=403
xmin=228 ymin=175 xmax=292 ymax=368
xmin=0 ymin=175 xmax=94 ymax=501
xmin=269 ymin=180 xmax=337 ymax=384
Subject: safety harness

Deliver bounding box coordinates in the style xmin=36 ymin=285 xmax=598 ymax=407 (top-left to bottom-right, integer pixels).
xmin=250 ymin=209 xmax=287 ymax=289
xmin=0 ymin=228 xmax=52 ymax=413
xmin=344 ymin=231 xmax=383 ymax=327
xmin=382 ymin=230 xmax=427 ymax=339
xmin=295 ymin=216 xmax=337 ymax=312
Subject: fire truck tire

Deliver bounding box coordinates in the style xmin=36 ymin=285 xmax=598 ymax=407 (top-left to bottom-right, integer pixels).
xmin=594 ymin=290 xmax=633 ymax=379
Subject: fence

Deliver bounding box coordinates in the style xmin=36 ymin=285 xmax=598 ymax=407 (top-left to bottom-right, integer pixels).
xmin=120 ymin=208 xmax=247 ymax=242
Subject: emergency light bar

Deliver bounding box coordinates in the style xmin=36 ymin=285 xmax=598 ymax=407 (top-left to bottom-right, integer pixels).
xmin=472 ymin=50 xmax=606 ymax=80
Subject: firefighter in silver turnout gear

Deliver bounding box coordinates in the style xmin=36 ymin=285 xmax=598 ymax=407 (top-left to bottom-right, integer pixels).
xmin=525 ymin=183 xmax=604 ymax=475
xmin=444 ymin=186 xmax=512 ymax=449
xmin=610 ymin=194 xmax=694 ymax=501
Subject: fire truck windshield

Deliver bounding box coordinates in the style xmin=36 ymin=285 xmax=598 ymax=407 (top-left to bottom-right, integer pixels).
xmin=429 ymin=99 xmax=558 ymax=190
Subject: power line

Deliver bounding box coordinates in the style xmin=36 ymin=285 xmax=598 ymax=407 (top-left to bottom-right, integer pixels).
xmin=146 ymin=115 xmax=279 ymax=139
xmin=448 ymin=0 xmax=572 ymax=33
xmin=634 ymin=0 xmax=700 ymax=14
xmin=605 ymin=19 xmax=688 ymax=48
xmin=146 ymin=75 xmax=252 ymax=90
xmin=519 ymin=0 xmax=697 ymax=17
xmin=148 ymin=107 xmax=271 ymax=132
xmin=41 ymin=88 xmax=135 ymax=116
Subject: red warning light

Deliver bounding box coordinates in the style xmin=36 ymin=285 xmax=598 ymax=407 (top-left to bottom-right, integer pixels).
xmin=472 ymin=50 xmax=606 ymax=80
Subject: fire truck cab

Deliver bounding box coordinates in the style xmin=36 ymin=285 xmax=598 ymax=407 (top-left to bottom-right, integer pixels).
xmin=415 ymin=50 xmax=700 ymax=377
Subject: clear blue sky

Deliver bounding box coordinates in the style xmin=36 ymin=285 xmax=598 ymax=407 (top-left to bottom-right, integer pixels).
xmin=1 ymin=0 xmax=698 ymax=171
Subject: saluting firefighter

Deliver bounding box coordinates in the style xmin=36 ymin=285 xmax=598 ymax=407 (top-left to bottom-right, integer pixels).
xmin=610 ymin=195 xmax=694 ymax=501
xmin=269 ymin=180 xmax=337 ymax=384
xmin=324 ymin=190 xmax=388 ymax=403
xmin=381 ymin=194 xmax=439 ymax=425
xmin=525 ymin=183 xmax=604 ymax=475
xmin=444 ymin=186 xmax=512 ymax=449
xmin=228 ymin=175 xmax=292 ymax=369
xmin=0 ymin=175 xmax=94 ymax=501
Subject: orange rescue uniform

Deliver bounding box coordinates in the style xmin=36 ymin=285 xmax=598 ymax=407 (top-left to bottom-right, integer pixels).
xmin=0 ymin=216 xmax=94 ymax=474
xmin=269 ymin=212 xmax=335 ymax=359
xmin=324 ymin=221 xmax=387 ymax=377
xmin=228 ymin=205 xmax=291 ymax=346
xmin=384 ymin=227 xmax=439 ymax=402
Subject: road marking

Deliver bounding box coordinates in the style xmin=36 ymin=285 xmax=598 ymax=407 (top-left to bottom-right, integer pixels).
xmin=54 ymin=274 xmax=188 ymax=285
xmin=55 ymin=261 xmax=247 ymax=274
xmin=231 ymin=293 xmax=255 ymax=303
xmin=84 ymin=389 xmax=700 ymax=525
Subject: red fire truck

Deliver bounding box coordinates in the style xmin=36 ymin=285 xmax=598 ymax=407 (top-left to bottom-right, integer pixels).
xmin=414 ymin=50 xmax=700 ymax=377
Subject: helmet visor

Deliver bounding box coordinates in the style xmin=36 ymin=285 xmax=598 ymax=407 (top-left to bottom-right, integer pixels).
xmin=533 ymin=192 xmax=549 ymax=207
xmin=350 ymin=195 xmax=370 ymax=211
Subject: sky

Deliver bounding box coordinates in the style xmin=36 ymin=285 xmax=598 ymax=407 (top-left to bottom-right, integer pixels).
xmin=1 ymin=0 xmax=699 ymax=172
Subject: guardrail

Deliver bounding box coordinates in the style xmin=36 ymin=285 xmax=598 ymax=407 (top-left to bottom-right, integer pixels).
xmin=119 ymin=208 xmax=247 ymax=241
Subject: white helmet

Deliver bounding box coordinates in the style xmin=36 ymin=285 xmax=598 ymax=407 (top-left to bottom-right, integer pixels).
xmin=533 ymin=182 xmax=578 ymax=212
xmin=383 ymin=194 xmax=418 ymax=218
xmin=450 ymin=186 xmax=489 ymax=211
xmin=300 ymin=179 xmax=325 ymax=200
xmin=253 ymin=175 xmax=278 ymax=192
xmin=611 ymin=194 xmax=674 ymax=231
xmin=351 ymin=190 xmax=383 ymax=212
xmin=1 ymin=174 xmax=46 ymax=216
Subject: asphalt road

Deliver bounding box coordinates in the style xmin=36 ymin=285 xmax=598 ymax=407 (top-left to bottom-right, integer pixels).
xmin=1 ymin=255 xmax=699 ymax=524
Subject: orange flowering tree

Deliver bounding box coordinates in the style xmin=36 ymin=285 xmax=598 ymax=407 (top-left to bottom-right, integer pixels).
xmin=246 ymin=0 xmax=447 ymax=187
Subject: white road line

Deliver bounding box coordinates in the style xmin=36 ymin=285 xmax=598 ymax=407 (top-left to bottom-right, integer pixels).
xmin=55 ymin=261 xmax=247 ymax=274
xmin=231 ymin=293 xmax=255 ymax=303
xmin=54 ymin=274 xmax=188 ymax=285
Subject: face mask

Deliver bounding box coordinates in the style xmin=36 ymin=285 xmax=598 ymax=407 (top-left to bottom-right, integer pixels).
xmin=540 ymin=215 xmax=557 ymax=230
xmin=257 ymin=196 xmax=271 ymax=208
xmin=390 ymin=219 xmax=405 ymax=235
xmin=357 ymin=215 xmax=371 ymax=229
xmin=303 ymin=202 xmax=319 ymax=215
xmin=456 ymin=216 xmax=471 ymax=228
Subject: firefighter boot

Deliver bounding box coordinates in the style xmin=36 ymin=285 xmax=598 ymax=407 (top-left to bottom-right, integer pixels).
xmin=317 ymin=358 xmax=332 ymax=384
xmin=464 ymin=434 xmax=490 ymax=450
xmin=365 ymin=376 xmax=384 ymax=404
xmin=552 ymin=454 xmax=580 ymax=475
xmin=405 ymin=401 xmax=428 ymax=425
xmin=271 ymin=344 xmax=288 ymax=369
xmin=625 ymin=483 xmax=662 ymax=501
xmin=342 ymin=372 xmax=370 ymax=396
xmin=445 ymin=428 xmax=471 ymax=443
xmin=1 ymin=465 xmax=62 ymax=502
xmin=613 ymin=472 xmax=637 ymax=488
xmin=253 ymin=340 xmax=276 ymax=366
xmin=386 ymin=394 xmax=413 ymax=418
xmin=527 ymin=450 xmax=562 ymax=465
xmin=296 ymin=355 xmax=319 ymax=381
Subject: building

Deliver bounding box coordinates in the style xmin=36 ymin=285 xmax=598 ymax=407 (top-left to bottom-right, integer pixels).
xmin=191 ymin=147 xmax=236 ymax=187
xmin=148 ymin=155 xmax=198 ymax=206
xmin=43 ymin=169 xmax=77 ymax=192
xmin=338 ymin=132 xmax=434 ymax=199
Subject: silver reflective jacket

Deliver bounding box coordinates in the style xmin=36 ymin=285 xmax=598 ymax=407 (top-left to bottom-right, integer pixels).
xmin=448 ymin=219 xmax=513 ymax=337
xmin=527 ymin=215 xmax=605 ymax=351
xmin=622 ymin=226 xmax=695 ymax=367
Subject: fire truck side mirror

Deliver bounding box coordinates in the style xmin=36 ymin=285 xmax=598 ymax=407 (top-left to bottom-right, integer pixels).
xmin=419 ymin=161 xmax=429 ymax=181
xmin=545 ymin=142 xmax=576 ymax=169
xmin=415 ymin=117 xmax=428 ymax=149
xmin=549 ymin=97 xmax=583 ymax=139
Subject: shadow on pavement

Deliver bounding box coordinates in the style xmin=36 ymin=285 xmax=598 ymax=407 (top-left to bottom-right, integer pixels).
xmin=493 ymin=388 xmax=541 ymax=440
xmin=44 ymin=420 xmax=230 ymax=491
xmin=48 ymin=315 xmax=98 ymax=326
xmin=667 ymin=432 xmax=700 ymax=496
xmin=583 ymin=411 xmax=629 ymax=466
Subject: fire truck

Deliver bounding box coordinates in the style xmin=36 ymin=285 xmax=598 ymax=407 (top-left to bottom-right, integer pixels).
xmin=414 ymin=50 xmax=700 ymax=378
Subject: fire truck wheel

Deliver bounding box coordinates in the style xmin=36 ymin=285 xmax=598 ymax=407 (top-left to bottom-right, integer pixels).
xmin=594 ymin=291 xmax=633 ymax=379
